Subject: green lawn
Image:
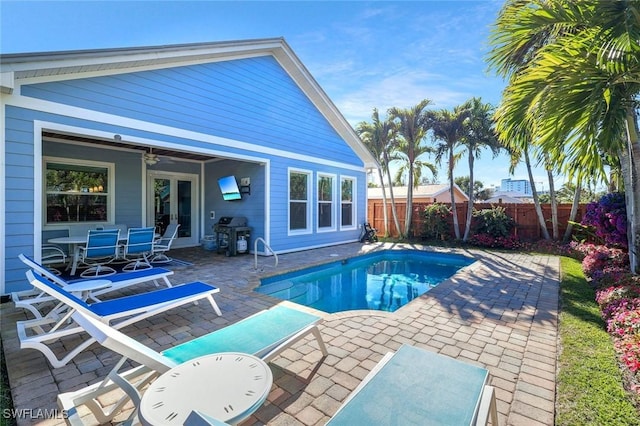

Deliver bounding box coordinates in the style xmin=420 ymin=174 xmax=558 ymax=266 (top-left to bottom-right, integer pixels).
xmin=556 ymin=256 xmax=640 ymax=425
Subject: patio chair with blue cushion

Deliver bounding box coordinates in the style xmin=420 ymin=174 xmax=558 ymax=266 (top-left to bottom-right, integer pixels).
xmin=17 ymin=269 xmax=222 ymax=368
xmin=57 ymin=304 xmax=328 ymax=425
xmin=150 ymin=223 xmax=180 ymax=263
xmin=13 ymin=254 xmax=176 ymax=319
xmin=122 ymin=227 xmax=155 ymax=272
xmin=78 ymin=229 xmax=120 ymax=278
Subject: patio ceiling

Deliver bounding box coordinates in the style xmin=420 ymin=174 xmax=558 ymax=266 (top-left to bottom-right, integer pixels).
xmin=43 ymin=131 xmax=216 ymax=162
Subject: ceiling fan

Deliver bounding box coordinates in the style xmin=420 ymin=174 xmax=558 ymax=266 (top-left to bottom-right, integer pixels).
xmin=144 ymin=148 xmax=174 ymax=166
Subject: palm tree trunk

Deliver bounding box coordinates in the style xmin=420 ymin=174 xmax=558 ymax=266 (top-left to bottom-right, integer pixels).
xmin=384 ymin=154 xmax=402 ymax=239
xmin=563 ymin=179 xmax=582 ymax=242
xmin=449 ymin=149 xmax=461 ymax=240
xmin=544 ymin=154 xmax=559 ymax=239
xmin=404 ymin=164 xmax=414 ymax=238
xmin=377 ymin=168 xmax=390 ymax=237
xmin=622 ymin=108 xmax=639 ymax=273
xmin=525 ymin=147 xmax=550 ymax=240
xmin=462 ymin=153 xmax=475 ymax=241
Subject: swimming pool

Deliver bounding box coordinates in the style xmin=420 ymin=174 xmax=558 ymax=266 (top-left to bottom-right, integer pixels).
xmin=255 ymin=250 xmax=475 ymax=313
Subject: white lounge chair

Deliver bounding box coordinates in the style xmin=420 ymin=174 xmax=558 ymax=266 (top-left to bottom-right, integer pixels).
xmin=57 ymin=304 xmax=328 ymax=425
xmin=14 ymin=254 xmax=175 ymax=319
xmin=17 ymin=270 xmax=222 ymax=368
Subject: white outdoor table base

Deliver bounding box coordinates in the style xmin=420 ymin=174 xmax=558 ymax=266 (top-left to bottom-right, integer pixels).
xmin=139 ymin=353 xmax=273 ymax=426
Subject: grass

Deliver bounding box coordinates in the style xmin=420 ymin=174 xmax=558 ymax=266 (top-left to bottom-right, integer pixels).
xmin=556 ymin=256 xmax=640 ymax=425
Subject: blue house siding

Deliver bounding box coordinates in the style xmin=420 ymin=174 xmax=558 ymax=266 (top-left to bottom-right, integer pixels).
xmin=20 ymin=56 xmax=363 ymax=167
xmin=268 ymin=158 xmax=366 ymax=253
xmin=203 ymin=160 xmax=267 ymax=243
xmin=5 ymin=107 xmax=37 ymax=292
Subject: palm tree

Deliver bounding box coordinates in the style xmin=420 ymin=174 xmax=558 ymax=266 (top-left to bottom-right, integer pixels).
xmin=487 ymin=0 xmax=640 ymax=271
xmin=431 ymin=106 xmax=468 ymax=240
xmin=388 ymin=99 xmax=434 ymax=238
xmin=459 ymin=97 xmax=500 ymax=242
xmin=356 ymin=109 xmax=401 ymax=238
xmin=502 ymin=137 xmax=552 ymax=240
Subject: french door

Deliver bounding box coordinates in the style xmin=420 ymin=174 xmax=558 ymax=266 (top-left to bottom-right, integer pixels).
xmin=147 ymin=171 xmax=198 ymax=247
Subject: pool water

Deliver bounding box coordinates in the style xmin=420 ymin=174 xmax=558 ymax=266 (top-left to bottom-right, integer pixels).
xmin=255 ymin=250 xmax=475 ymax=313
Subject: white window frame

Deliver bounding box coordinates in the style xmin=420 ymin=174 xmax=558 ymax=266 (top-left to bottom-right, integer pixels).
xmin=340 ymin=175 xmax=357 ymax=230
xmin=43 ymin=156 xmax=116 ymax=230
xmin=317 ymin=172 xmax=336 ymax=232
xmin=288 ymin=168 xmax=312 ymax=235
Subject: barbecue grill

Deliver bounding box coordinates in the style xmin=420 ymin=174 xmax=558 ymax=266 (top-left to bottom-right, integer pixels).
xmin=213 ymin=216 xmax=251 ymax=256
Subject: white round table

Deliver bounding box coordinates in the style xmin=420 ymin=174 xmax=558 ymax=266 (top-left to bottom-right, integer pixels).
xmin=139 ymin=353 xmax=273 ymax=425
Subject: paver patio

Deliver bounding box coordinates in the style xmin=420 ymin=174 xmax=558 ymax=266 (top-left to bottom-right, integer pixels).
xmin=0 ymin=242 xmax=559 ymax=425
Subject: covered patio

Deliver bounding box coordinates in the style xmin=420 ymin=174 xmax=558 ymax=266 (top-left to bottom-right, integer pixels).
xmin=0 ymin=243 xmax=559 ymax=425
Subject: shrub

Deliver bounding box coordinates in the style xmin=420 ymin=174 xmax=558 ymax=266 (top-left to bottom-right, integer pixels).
xmin=596 ymin=280 xmax=640 ymax=308
xmin=566 ymin=241 xmax=598 ymax=260
xmin=616 ymin=333 xmax=640 ymax=374
xmin=469 ymin=233 xmax=522 ymax=250
xmin=422 ymin=203 xmax=451 ymax=240
xmin=607 ymin=303 xmax=640 ymax=337
xmin=472 ymin=205 xmax=514 ymax=238
xmin=581 ymin=245 xmax=629 ymax=282
xmin=579 ymin=239 xmax=640 ymax=399
xmin=581 ymin=192 xmax=628 ymax=248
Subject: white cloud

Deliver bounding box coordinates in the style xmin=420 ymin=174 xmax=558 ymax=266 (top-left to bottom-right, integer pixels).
xmin=332 ymin=69 xmax=471 ymax=124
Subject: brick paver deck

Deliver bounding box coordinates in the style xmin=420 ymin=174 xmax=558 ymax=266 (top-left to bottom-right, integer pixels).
xmin=0 ymin=243 xmax=559 ymax=425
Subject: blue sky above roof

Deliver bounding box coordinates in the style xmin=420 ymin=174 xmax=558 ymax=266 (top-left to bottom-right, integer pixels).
xmin=2 ymin=0 xmax=562 ymax=189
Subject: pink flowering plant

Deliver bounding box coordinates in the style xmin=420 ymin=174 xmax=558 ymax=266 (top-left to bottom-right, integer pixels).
xmin=581 ymin=245 xmax=629 ymax=281
xmin=579 ymin=236 xmax=639 ymax=392
xmin=596 ymin=281 xmax=640 ymax=308
xmin=607 ymin=306 xmax=640 ymax=341
xmin=616 ymin=333 xmax=640 ymax=373
xmin=602 ymin=298 xmax=640 ymax=325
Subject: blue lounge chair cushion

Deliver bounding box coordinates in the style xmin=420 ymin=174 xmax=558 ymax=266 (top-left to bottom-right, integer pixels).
xmin=88 ymin=282 xmax=217 ymax=317
xmin=27 ymin=271 xmax=217 ymax=318
xmin=163 ymin=305 xmax=320 ymax=363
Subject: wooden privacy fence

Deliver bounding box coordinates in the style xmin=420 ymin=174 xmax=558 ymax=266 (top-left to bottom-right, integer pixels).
xmin=367 ymin=200 xmax=589 ymax=241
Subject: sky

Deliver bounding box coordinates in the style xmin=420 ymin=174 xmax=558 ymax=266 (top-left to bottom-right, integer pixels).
xmin=0 ymin=0 xmax=562 ymax=190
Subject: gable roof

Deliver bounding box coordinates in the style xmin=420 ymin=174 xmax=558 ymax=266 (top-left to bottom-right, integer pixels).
xmin=0 ymin=38 xmax=377 ymax=168
xmin=368 ymin=184 xmax=469 ymax=201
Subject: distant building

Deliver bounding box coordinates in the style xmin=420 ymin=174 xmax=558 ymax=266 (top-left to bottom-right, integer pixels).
xmin=485 ymin=191 xmax=532 ymax=204
xmin=368 ymin=184 xmax=469 ymax=203
xmin=500 ymin=178 xmax=531 ymax=195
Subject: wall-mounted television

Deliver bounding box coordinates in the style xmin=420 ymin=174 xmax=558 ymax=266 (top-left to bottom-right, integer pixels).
xmin=218 ymin=175 xmax=242 ymax=201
